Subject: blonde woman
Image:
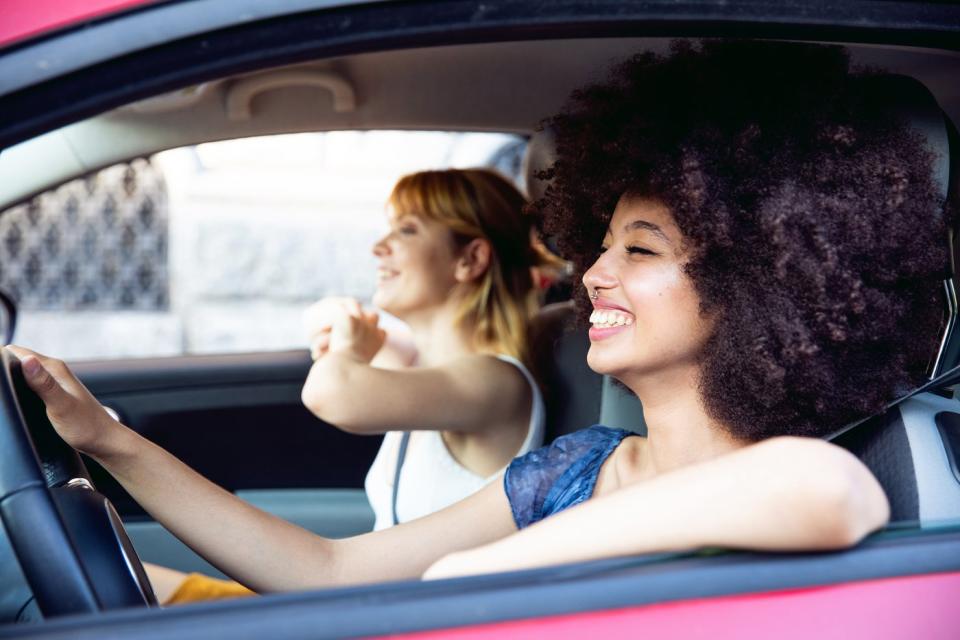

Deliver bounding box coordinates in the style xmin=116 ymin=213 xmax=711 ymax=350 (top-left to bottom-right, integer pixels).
xmin=301 ymin=169 xmax=554 ymax=529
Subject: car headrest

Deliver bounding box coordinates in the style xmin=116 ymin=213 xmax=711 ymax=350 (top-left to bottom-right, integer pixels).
xmin=866 ymin=76 xmax=952 ymax=206
xmin=870 ymin=75 xmax=959 ymax=374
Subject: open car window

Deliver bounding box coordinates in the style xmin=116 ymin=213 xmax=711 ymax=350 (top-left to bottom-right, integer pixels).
xmin=0 ymin=131 xmax=524 ymax=361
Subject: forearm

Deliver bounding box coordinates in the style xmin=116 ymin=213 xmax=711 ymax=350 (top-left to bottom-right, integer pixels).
xmin=428 ymin=437 xmax=890 ymax=577
xmin=93 ymin=427 xmax=338 ymax=593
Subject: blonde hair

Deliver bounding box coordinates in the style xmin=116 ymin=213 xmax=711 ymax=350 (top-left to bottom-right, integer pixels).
xmin=388 ymin=168 xmax=558 ymax=366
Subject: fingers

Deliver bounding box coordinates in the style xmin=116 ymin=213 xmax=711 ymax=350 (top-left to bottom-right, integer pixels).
xmin=309 ymin=333 xmax=331 ymax=361
xmin=19 ymin=354 xmax=73 ymax=413
xmin=6 ymin=344 xmax=42 ymax=360
xmin=304 ymin=298 xmax=366 ymax=339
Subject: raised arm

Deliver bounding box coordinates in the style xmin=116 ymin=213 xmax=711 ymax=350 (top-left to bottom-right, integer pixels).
xmin=8 ymin=346 xmax=516 ymax=592
xmin=301 ymin=298 xmax=533 ymax=436
xmin=424 ymin=436 xmax=890 ymax=579
xmin=302 ymin=352 xmax=530 ymax=435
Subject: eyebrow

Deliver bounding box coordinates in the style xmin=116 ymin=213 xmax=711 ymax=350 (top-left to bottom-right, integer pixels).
xmin=620 ymin=219 xmax=672 ymax=244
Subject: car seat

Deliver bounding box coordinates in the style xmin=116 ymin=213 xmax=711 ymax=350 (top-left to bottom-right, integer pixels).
xmin=525 ymin=74 xmax=960 ymax=525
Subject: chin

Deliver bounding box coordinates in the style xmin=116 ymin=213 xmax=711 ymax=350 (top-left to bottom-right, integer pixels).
xmin=586 ymin=349 xmax=630 ymax=377
xmin=371 ymin=290 xmax=392 ymax=311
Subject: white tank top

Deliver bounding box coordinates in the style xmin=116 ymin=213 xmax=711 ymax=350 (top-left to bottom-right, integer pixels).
xmin=364 ymin=355 xmax=545 ymax=531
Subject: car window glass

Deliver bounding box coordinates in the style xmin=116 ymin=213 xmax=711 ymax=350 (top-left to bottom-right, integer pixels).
xmin=0 ymin=131 xmax=525 ymax=361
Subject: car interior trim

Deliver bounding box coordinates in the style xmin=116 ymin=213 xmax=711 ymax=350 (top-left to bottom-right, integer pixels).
xmin=935 ymin=412 xmax=960 ymax=486
xmin=901 ymin=395 xmax=960 ymax=523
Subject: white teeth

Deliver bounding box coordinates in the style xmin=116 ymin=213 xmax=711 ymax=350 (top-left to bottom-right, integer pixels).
xmin=377 ymin=268 xmax=398 ymax=281
xmin=590 ymin=309 xmax=634 ymax=328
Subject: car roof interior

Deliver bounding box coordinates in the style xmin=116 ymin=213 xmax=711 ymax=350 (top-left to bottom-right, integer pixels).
xmin=1 ymin=37 xmax=959 ymax=211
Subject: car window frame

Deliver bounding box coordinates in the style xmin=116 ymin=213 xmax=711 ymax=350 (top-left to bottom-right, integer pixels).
xmin=2 ymin=0 xmax=960 ymax=635
xmin=2 ymin=0 xmax=960 ymax=150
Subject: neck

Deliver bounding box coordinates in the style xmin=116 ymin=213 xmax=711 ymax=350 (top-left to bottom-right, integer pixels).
xmin=621 ymin=364 xmax=748 ymax=479
xmin=400 ymin=302 xmax=477 ymax=367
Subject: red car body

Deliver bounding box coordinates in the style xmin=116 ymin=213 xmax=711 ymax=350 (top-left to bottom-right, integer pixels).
xmin=0 ymin=0 xmax=158 ymax=49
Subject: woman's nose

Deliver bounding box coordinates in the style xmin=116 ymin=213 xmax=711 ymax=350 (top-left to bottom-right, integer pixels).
xmin=582 ymin=251 xmax=616 ymax=295
xmin=372 ymin=234 xmax=390 ymax=257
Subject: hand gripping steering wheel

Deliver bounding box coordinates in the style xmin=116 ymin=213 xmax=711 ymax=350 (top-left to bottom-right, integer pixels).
xmin=0 ymin=349 xmax=157 ymax=617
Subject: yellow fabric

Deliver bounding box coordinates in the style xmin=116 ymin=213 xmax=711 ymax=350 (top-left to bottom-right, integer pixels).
xmin=163 ymin=573 xmax=256 ymax=606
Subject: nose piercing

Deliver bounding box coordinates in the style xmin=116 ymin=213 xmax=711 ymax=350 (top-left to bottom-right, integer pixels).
xmin=589 ymin=290 xmax=599 ymax=301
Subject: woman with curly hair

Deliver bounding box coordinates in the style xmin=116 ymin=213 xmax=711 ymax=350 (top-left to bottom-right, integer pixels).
xmin=8 ymin=39 xmax=945 ymax=587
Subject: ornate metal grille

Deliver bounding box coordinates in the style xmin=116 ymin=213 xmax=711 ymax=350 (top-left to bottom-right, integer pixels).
xmin=0 ymin=158 xmax=169 ymax=310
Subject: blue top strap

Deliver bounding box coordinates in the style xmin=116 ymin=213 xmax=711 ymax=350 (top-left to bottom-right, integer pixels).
xmin=504 ymin=426 xmax=636 ymax=529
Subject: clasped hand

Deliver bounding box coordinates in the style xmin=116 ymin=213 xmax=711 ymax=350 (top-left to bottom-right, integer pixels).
xmin=303 ymin=297 xmax=386 ymax=364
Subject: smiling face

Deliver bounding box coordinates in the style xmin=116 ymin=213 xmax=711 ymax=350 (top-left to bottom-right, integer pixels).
xmin=582 ymin=195 xmax=712 ymax=385
xmin=371 ymin=207 xmax=461 ymax=320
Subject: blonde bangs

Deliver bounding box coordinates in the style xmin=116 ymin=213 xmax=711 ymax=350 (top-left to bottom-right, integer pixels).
xmin=388 ymin=173 xmax=475 ymax=237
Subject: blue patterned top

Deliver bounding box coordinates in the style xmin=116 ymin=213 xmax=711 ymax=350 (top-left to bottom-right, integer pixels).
xmin=504 ymin=425 xmax=637 ymax=529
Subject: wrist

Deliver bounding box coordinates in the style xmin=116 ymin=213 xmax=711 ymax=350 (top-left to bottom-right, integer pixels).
xmin=87 ymin=419 xmax=142 ymax=470
xmin=327 ymin=347 xmax=371 ymax=365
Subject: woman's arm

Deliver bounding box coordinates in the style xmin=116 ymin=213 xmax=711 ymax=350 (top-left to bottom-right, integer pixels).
xmin=302 ymin=352 xmax=531 ymax=435
xmin=8 ymin=347 xmax=517 ymax=592
xmin=424 ymin=436 xmax=890 ymax=579
xmin=301 ymin=298 xmax=531 ymax=437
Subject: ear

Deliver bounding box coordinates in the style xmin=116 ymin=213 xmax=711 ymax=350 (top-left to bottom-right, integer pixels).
xmin=454 ymin=238 xmax=492 ymax=283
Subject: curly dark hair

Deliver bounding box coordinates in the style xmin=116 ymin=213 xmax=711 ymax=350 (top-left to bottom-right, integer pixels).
xmin=535 ymin=40 xmax=951 ymax=440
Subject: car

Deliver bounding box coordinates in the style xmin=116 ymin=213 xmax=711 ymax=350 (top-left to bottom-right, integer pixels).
xmin=1 ymin=1 xmax=959 ymax=638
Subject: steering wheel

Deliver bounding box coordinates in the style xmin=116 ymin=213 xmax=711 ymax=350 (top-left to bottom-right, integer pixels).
xmin=0 ymin=348 xmax=157 ymax=617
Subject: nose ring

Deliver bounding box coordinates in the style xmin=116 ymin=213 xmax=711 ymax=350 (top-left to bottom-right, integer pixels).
xmin=589 ymin=289 xmax=599 ymax=301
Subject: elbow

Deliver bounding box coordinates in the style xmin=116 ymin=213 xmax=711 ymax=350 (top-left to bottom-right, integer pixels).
xmin=300 ymin=381 xmax=328 ymax=420
xmin=788 ymin=438 xmax=890 ymax=549
xmin=301 ymin=363 xmax=363 ymax=433
xmin=835 ymin=463 xmax=890 ymax=548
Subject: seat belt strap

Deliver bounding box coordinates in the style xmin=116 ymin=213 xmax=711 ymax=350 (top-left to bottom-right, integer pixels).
xmin=391 ymin=431 xmax=411 ymax=526
xmin=825 ymin=360 xmax=960 ymax=442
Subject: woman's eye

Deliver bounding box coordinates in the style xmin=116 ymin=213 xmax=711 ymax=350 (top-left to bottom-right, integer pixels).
xmin=399 ymin=226 xmax=417 ymax=235
xmin=626 ymin=245 xmax=655 ymax=256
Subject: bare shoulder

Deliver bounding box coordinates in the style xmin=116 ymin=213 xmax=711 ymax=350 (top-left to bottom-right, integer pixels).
xmin=594 ymin=434 xmax=648 ymax=497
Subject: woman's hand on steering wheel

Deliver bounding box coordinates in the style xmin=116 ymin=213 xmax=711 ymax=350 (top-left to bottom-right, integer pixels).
xmin=5 ymin=345 xmax=128 ymax=461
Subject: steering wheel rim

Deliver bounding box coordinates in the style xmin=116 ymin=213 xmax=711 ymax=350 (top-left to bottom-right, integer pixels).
xmin=0 ymin=348 xmax=157 ymax=617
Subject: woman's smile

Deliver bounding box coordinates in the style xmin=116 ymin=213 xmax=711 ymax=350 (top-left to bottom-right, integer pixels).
xmin=588 ymin=301 xmax=635 ymax=341
xmin=376 ymin=266 xmax=399 ymax=283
